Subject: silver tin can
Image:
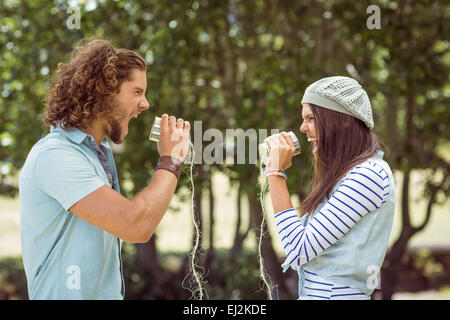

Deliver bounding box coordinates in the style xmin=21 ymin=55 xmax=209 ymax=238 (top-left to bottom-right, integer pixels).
xmin=148 ymin=116 xmax=161 ymax=142
xmin=258 ymin=131 xmax=301 ymax=165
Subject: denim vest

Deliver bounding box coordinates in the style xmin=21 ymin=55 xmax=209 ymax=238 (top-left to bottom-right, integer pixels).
xmin=293 ymin=150 xmax=395 ymax=297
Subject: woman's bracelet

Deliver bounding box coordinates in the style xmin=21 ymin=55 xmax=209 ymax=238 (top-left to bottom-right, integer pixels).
xmin=264 ymin=169 xmax=287 ymax=180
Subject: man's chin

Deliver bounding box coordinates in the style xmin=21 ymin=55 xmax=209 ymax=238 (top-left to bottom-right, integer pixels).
xmin=114 ymin=137 xmax=125 ymax=144
xmin=106 ymin=119 xmax=128 ymax=144
xmin=110 ymin=133 xmax=126 ymax=144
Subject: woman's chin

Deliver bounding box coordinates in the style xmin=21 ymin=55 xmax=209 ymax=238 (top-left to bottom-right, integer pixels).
xmin=312 ymin=144 xmax=318 ymax=156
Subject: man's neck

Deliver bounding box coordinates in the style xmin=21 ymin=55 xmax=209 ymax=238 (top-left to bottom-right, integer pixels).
xmin=82 ymin=120 xmax=106 ymax=147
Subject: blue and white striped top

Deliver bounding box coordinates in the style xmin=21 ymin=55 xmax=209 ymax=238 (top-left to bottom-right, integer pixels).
xmin=274 ymin=159 xmax=392 ymax=300
xmin=299 ymin=269 xmax=370 ymax=300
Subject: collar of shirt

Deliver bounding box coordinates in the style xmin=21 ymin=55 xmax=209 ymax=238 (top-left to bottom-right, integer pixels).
xmin=374 ymin=150 xmax=384 ymax=159
xmin=50 ymin=122 xmax=110 ymax=149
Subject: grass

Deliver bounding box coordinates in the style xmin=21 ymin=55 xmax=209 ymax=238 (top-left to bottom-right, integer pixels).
xmin=1 ymin=169 xmax=449 ymax=259
xmin=393 ymin=286 xmax=450 ymax=300
xmin=1 ymin=169 xmax=449 ymax=300
xmin=140 ymin=169 xmax=450 ymax=254
xmin=390 ymin=170 xmax=450 ymax=248
xmin=0 ymin=197 xmax=21 ymax=258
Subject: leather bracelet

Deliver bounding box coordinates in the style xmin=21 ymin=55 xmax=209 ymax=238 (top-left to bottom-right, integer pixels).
xmin=156 ymin=156 xmax=183 ymax=179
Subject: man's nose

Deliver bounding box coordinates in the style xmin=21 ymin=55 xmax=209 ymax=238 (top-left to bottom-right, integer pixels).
xmin=139 ymin=98 xmax=150 ymax=111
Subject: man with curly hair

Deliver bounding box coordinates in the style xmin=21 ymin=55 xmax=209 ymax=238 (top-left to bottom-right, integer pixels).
xmin=19 ymin=39 xmax=191 ymax=299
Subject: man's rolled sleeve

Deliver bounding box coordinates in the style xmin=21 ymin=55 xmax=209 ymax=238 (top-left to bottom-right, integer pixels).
xmin=34 ymin=147 xmax=105 ymax=211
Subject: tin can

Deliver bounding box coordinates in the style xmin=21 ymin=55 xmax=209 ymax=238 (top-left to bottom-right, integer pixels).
xmin=148 ymin=116 xmax=161 ymax=142
xmin=258 ymin=131 xmax=301 ymax=165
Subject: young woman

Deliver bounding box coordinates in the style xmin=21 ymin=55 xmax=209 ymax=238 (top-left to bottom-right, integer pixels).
xmin=264 ymin=76 xmax=396 ymax=300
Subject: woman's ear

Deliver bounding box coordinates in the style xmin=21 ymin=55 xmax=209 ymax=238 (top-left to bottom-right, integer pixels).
xmin=343 ymin=117 xmax=352 ymax=128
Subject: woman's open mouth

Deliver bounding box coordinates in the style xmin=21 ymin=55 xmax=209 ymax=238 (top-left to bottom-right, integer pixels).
xmin=308 ymin=137 xmax=318 ymax=154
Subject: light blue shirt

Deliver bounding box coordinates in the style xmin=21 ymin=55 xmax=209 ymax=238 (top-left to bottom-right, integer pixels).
xmin=19 ymin=124 xmax=124 ymax=299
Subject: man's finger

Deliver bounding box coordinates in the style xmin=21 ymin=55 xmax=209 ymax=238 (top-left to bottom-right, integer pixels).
xmin=176 ymin=118 xmax=184 ymax=129
xmin=169 ymin=116 xmax=176 ymax=129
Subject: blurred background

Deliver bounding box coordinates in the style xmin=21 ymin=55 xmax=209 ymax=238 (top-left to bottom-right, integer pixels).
xmin=0 ymin=0 xmax=449 ymax=300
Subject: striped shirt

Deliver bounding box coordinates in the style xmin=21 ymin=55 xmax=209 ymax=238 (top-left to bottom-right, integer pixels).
xmin=300 ymin=269 xmax=370 ymax=300
xmin=274 ymin=159 xmax=391 ymax=300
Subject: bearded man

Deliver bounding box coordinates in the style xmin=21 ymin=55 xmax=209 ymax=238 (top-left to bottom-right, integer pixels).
xmin=19 ymin=39 xmax=190 ymax=299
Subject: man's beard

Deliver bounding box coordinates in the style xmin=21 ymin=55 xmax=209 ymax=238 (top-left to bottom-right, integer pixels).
xmin=104 ymin=99 xmax=127 ymax=144
xmin=104 ymin=108 xmax=125 ymax=144
xmin=107 ymin=117 xmax=124 ymax=144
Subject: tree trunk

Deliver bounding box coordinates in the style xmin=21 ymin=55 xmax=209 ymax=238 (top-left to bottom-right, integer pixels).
xmin=193 ymin=181 xmax=203 ymax=253
xmin=385 ymin=96 xmax=399 ymax=167
xmin=231 ymin=183 xmax=243 ymax=255
xmin=380 ymin=90 xmax=447 ymax=299
xmin=136 ymin=235 xmax=160 ymax=270
xmin=178 ymin=167 xmax=205 ymax=288
xmin=248 ymin=189 xmax=288 ymax=299
xmin=231 ymin=182 xmax=252 ymax=256
xmin=381 ymin=166 xmax=449 ymax=299
xmin=381 ymin=93 xmax=416 ymax=299
xmin=205 ymin=174 xmax=215 ymax=267
xmin=135 ymin=235 xmax=163 ymax=297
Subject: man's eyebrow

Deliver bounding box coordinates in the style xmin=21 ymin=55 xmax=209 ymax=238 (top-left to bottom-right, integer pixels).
xmin=133 ymin=87 xmax=145 ymax=92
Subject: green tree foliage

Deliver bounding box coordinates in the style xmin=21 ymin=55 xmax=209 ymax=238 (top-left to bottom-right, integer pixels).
xmin=0 ymin=0 xmax=448 ymax=299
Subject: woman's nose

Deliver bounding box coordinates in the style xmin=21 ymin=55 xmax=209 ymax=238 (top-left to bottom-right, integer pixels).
xmin=300 ymin=122 xmax=307 ymax=133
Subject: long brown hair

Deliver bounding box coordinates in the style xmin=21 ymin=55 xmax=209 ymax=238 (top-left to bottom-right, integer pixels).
xmin=299 ymin=103 xmax=385 ymax=215
xmin=44 ymin=38 xmax=146 ymax=129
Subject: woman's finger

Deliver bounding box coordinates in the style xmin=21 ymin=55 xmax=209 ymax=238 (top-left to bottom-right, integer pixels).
xmin=278 ymin=134 xmax=288 ymax=146
xmin=184 ymin=121 xmax=190 ymax=131
xmin=160 ymin=114 xmax=169 ymax=132
xmin=280 ymin=132 xmax=294 ymax=148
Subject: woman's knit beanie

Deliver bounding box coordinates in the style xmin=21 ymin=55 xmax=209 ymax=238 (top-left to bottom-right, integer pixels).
xmin=301 ymin=76 xmax=374 ymax=129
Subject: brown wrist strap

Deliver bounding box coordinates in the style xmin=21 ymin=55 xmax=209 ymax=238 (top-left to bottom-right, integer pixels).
xmin=156 ymin=156 xmax=183 ymax=179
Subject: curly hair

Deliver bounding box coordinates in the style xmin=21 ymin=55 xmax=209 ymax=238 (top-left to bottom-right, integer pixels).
xmin=44 ymin=39 xmax=146 ymax=129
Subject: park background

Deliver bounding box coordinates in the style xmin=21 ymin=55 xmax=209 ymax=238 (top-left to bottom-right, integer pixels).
xmin=0 ymin=0 xmax=449 ymax=300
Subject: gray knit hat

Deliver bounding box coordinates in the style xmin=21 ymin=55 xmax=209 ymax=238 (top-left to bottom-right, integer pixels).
xmin=301 ymin=76 xmax=374 ymax=129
